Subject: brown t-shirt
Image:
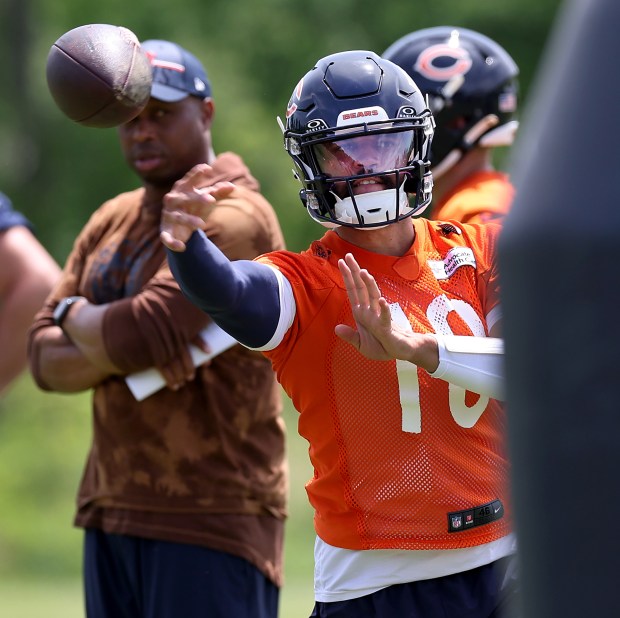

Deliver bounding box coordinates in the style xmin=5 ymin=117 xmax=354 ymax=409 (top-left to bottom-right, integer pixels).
xmin=28 ymin=153 xmax=288 ymax=586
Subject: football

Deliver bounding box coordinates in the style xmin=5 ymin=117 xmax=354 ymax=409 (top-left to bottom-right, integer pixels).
xmin=46 ymin=24 xmax=152 ymax=128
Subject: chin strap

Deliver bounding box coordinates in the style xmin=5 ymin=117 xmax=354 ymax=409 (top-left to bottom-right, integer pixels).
xmin=329 ymin=181 xmax=411 ymax=227
xmin=428 ymin=334 xmax=505 ymax=401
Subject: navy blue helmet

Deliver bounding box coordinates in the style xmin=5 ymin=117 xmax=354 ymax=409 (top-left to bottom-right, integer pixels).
xmin=383 ymin=27 xmax=519 ymax=178
xmin=282 ymin=50 xmax=434 ymax=228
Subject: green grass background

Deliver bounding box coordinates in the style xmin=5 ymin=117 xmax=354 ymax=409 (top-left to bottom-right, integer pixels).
xmin=0 ymin=374 xmax=316 ymax=617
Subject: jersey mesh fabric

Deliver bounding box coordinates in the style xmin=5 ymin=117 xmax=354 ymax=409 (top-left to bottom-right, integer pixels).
xmin=259 ymin=219 xmax=510 ymax=551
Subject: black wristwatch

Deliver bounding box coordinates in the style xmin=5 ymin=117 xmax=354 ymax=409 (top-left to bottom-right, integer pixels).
xmin=53 ymin=296 xmax=86 ymax=328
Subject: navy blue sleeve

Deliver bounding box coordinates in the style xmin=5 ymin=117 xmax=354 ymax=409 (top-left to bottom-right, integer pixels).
xmin=166 ymin=230 xmax=282 ymax=349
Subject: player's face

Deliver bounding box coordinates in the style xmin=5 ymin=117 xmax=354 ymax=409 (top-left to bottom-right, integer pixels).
xmin=118 ymin=96 xmax=212 ymax=188
xmin=312 ymin=131 xmax=415 ymax=198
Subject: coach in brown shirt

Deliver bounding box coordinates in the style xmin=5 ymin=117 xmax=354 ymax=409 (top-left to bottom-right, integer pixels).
xmin=27 ymin=39 xmax=287 ymax=618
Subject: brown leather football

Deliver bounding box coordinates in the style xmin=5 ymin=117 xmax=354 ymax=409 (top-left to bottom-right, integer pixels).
xmin=46 ymin=24 xmax=152 ymax=128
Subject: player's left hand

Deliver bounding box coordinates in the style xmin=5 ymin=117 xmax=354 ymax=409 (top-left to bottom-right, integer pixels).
xmin=335 ymin=253 xmax=438 ymax=371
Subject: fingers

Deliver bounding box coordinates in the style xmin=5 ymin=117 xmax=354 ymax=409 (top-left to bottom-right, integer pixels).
xmin=197 ymin=181 xmax=236 ymax=198
xmin=160 ymin=208 xmax=207 ymax=252
xmin=159 ymin=230 xmax=186 ymax=252
xmin=159 ymin=166 xmax=236 ymax=253
xmin=162 ymin=187 xmax=212 ymax=215
xmin=361 ymin=269 xmax=382 ymax=309
xmin=338 ymin=253 xmax=382 ymax=312
xmin=338 ymin=257 xmax=357 ymax=305
xmin=160 ymin=362 xmax=193 ymax=391
xmin=171 ymin=163 xmax=235 ymax=199
xmin=377 ymin=297 xmax=393 ymax=328
xmin=339 ymin=253 xmax=367 ymax=307
xmin=161 ymin=209 xmax=206 ymax=229
xmin=191 ymin=332 xmax=212 ymax=355
xmin=164 ymin=173 xmax=236 ymax=217
xmin=159 ymin=345 xmax=196 ymax=390
xmin=171 ymin=163 xmax=213 ymax=193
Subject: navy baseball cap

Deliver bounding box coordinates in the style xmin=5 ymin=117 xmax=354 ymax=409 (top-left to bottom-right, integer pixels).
xmin=141 ymin=39 xmax=212 ymax=102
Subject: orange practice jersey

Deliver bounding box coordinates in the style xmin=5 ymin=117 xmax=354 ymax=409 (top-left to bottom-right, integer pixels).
xmin=258 ymin=218 xmax=511 ymax=551
xmin=429 ymin=170 xmax=514 ymax=224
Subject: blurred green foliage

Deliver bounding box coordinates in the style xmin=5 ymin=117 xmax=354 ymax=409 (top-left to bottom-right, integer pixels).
xmin=0 ymin=0 xmax=564 ymax=612
xmin=0 ymin=376 xmax=90 ymax=577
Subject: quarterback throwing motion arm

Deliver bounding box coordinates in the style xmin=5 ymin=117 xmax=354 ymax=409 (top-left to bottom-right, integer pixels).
xmin=167 ymin=228 xmax=282 ymax=349
xmin=161 ymin=172 xmax=282 ymax=349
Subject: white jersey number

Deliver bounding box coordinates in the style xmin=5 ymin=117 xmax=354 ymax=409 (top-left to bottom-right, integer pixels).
xmin=391 ymin=298 xmax=489 ymax=434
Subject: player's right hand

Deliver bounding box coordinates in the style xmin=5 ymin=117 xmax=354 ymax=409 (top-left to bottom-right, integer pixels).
xmin=160 ymin=164 xmax=235 ymax=252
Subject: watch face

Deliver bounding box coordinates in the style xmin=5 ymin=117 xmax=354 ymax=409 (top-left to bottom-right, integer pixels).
xmin=53 ymin=296 xmax=84 ymax=327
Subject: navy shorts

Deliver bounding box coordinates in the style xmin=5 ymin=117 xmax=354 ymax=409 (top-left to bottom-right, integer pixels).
xmin=83 ymin=528 xmax=279 ymax=618
xmin=310 ymin=555 xmax=520 ymax=618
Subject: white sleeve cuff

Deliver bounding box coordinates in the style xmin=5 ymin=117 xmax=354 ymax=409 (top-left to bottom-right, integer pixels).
xmin=428 ymin=334 xmax=505 ymax=401
xmin=248 ymin=266 xmax=296 ymax=352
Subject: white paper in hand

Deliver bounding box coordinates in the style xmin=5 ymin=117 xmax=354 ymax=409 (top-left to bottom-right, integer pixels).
xmin=125 ymin=322 xmax=238 ymax=401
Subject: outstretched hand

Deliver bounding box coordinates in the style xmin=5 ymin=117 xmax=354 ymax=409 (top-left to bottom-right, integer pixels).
xmin=160 ymin=164 xmax=235 ymax=252
xmin=335 ymin=253 xmax=438 ymax=372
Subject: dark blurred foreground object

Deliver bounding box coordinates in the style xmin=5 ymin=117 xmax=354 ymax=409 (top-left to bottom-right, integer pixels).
xmin=46 ymin=23 xmax=152 ymax=128
xmin=499 ymin=0 xmax=620 ymax=616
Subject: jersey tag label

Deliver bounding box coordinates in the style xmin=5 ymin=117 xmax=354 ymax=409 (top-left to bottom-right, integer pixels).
xmin=448 ymin=499 xmax=504 ymax=533
xmin=428 ymin=247 xmax=476 ymax=280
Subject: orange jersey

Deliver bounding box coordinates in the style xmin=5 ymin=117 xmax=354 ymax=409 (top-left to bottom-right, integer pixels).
xmin=258 ymin=219 xmax=511 ymax=551
xmin=429 ymin=170 xmax=514 ymax=224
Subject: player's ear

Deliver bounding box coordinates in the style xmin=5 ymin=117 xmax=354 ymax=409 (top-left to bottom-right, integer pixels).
xmin=200 ymin=98 xmax=215 ymax=128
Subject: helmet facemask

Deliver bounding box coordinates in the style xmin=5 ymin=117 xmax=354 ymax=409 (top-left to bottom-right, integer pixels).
xmin=286 ymin=117 xmax=434 ymax=228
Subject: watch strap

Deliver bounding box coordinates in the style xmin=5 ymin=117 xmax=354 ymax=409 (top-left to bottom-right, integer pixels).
xmin=53 ymin=296 xmax=86 ymax=327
